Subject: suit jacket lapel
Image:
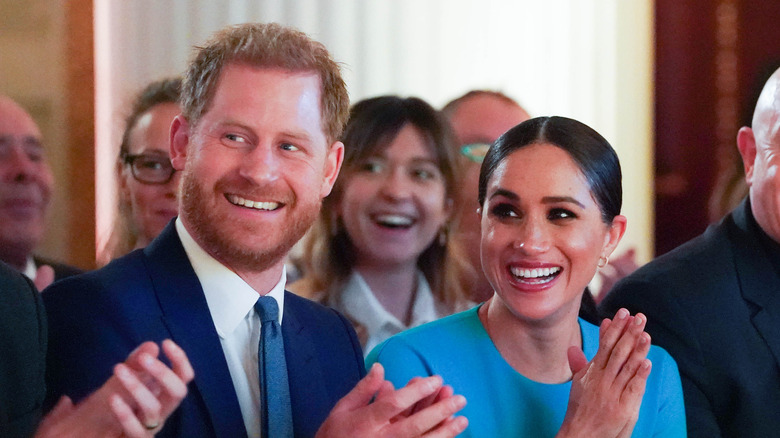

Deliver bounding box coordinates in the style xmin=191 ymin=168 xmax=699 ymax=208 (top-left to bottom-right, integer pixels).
xmin=730 ymin=201 xmax=780 ymax=369
xmin=282 ymin=293 xmax=330 ymax=436
xmin=144 ymin=223 xmax=247 ymax=438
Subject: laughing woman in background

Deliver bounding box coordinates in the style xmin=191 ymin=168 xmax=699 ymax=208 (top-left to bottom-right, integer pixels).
xmin=290 ymin=96 xmax=471 ymax=354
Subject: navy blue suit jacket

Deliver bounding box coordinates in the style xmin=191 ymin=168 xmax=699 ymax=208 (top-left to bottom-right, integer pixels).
xmin=600 ymin=199 xmax=780 ymax=437
xmin=43 ymin=223 xmax=366 ymax=437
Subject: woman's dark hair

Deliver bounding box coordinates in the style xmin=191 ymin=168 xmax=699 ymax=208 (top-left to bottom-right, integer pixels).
xmin=339 ymin=95 xmax=458 ymax=200
xmin=119 ymin=77 xmax=182 ymax=159
xmin=296 ymin=95 xmax=467 ymax=308
xmin=102 ymin=77 xmax=182 ymax=265
xmin=478 ymin=116 xmax=622 ymax=223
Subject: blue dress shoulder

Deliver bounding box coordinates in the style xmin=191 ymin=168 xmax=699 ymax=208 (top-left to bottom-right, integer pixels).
xmin=366 ymin=306 xmax=686 ymax=437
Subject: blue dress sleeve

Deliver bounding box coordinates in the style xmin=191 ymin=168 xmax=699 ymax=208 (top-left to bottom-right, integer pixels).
xmin=365 ymin=336 xmax=435 ymax=388
xmin=652 ymin=350 xmax=687 ymax=437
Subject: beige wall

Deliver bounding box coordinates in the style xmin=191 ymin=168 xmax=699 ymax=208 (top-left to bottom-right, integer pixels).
xmin=0 ymin=0 xmax=94 ymax=269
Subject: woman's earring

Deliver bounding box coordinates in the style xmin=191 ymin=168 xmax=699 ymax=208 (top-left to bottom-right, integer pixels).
xmin=598 ymin=255 xmax=609 ymax=268
xmin=438 ymin=227 xmax=447 ymax=246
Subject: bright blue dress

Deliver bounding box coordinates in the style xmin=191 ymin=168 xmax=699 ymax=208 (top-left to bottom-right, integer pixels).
xmin=366 ymin=306 xmax=686 ymax=437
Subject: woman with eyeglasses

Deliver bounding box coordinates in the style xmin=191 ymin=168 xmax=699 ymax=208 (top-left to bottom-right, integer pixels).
xmin=102 ymin=78 xmax=182 ymax=263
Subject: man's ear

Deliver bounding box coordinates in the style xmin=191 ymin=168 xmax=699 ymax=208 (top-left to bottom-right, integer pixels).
xmin=320 ymin=140 xmax=344 ymax=198
xmin=737 ymin=126 xmax=757 ymax=187
xmin=170 ymin=115 xmax=190 ymax=171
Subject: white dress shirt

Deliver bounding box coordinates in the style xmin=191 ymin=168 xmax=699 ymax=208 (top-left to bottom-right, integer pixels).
xmin=22 ymin=256 xmax=36 ymax=280
xmin=330 ymin=270 xmax=444 ymax=355
xmin=176 ymin=218 xmax=285 ymax=438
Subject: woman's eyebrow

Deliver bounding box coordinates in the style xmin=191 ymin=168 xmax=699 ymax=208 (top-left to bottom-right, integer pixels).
xmin=488 ymin=188 xmax=519 ymax=201
xmin=542 ymin=196 xmax=586 ymax=209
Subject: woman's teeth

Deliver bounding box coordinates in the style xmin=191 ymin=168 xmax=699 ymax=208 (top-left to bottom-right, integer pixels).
xmin=510 ymin=266 xmax=561 ymax=280
xmin=375 ymin=214 xmax=413 ymax=227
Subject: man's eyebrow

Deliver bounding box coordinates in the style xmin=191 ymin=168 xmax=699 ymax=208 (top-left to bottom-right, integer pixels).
xmin=22 ymin=136 xmax=43 ymax=146
xmin=217 ymin=119 xmax=314 ymax=143
xmin=0 ymin=134 xmax=42 ymax=146
xmin=279 ymin=130 xmax=313 ymax=142
xmin=217 ymin=119 xmax=253 ymax=133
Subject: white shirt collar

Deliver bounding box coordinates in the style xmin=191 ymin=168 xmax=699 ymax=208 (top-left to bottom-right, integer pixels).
xmin=337 ymin=270 xmax=439 ymax=353
xmin=23 ymin=256 xmax=36 ymax=280
xmin=175 ymin=218 xmax=285 ymax=338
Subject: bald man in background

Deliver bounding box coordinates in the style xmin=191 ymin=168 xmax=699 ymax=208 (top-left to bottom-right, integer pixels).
xmin=0 ymin=96 xmax=82 ymax=289
xmin=601 ymin=66 xmax=780 ymax=437
xmin=441 ymin=91 xmax=530 ymax=303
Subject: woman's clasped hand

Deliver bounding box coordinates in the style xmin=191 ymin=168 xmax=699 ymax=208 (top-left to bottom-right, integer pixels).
xmin=560 ymin=309 xmax=652 ymax=438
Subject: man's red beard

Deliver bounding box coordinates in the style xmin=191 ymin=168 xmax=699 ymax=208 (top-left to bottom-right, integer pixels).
xmin=179 ymin=169 xmax=320 ymax=273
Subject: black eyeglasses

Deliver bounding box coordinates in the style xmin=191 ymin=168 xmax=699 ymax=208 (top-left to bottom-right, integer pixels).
xmin=123 ymin=153 xmax=177 ymax=184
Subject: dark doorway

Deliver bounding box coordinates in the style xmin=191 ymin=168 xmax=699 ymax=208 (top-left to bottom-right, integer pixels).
xmin=654 ymin=0 xmax=780 ymax=256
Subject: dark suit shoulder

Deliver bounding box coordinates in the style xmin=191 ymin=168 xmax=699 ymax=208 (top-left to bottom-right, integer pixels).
xmin=599 ymin=205 xmax=780 ymax=437
xmin=284 ymin=291 xmax=365 ymax=369
xmin=42 ymin=250 xmax=163 ymax=404
xmin=598 ymin=218 xmax=738 ymax=379
xmin=285 ymin=291 xmax=359 ymax=332
xmin=0 ymin=262 xmax=46 ymax=437
xmin=0 ymin=261 xmax=42 ymax=305
xmin=601 ymin=218 xmax=736 ymax=318
xmin=283 ymin=292 xmax=365 ymax=437
xmin=43 ymin=249 xmax=150 ymax=306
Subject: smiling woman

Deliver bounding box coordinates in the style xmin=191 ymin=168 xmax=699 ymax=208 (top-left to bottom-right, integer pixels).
xmin=366 ymin=116 xmax=686 ymax=437
xmin=102 ymin=78 xmax=182 ymax=264
xmin=290 ymin=95 xmax=472 ymax=354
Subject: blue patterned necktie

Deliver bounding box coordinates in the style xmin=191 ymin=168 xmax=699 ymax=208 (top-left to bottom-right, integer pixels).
xmin=255 ymin=296 xmax=293 ymax=437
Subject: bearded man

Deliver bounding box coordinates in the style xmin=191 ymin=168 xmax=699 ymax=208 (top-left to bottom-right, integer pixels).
xmin=42 ymin=23 xmax=466 ymax=438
